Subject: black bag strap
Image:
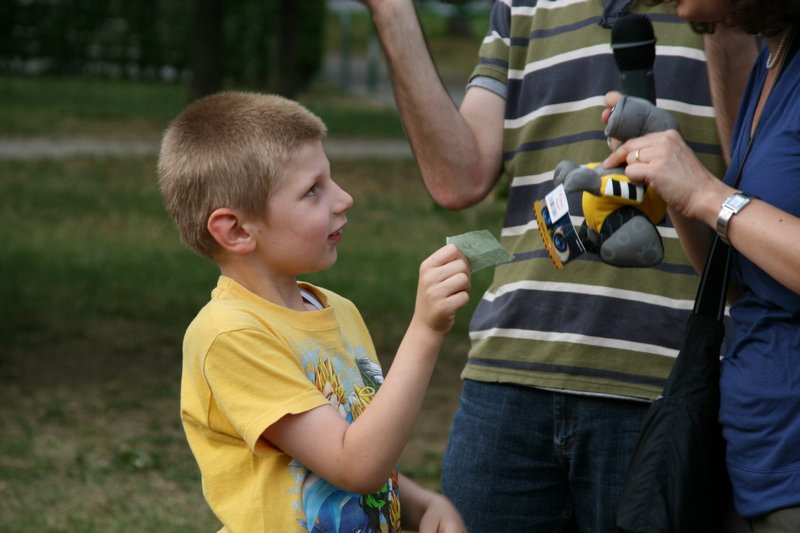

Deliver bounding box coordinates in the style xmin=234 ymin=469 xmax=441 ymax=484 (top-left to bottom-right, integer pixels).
xmin=693 ymin=142 xmax=750 ymax=320
xmin=693 ymin=236 xmax=731 ymax=320
xmin=693 ymin=113 xmax=754 ymax=320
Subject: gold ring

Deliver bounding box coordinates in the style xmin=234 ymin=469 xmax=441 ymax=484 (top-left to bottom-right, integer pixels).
xmin=635 ymin=149 xmax=641 ymax=162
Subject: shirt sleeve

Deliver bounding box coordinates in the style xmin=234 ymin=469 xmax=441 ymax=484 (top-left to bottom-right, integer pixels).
xmin=469 ymin=0 xmax=511 ymax=85
xmin=203 ymin=328 xmax=328 ymax=451
xmin=468 ymin=75 xmax=507 ymax=99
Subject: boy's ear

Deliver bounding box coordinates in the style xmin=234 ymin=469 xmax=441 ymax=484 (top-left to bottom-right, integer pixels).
xmin=207 ymin=208 xmax=256 ymax=254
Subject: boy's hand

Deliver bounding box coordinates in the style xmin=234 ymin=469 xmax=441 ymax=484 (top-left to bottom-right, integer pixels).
xmin=417 ymin=493 xmax=467 ymax=533
xmin=414 ymin=244 xmax=471 ymax=335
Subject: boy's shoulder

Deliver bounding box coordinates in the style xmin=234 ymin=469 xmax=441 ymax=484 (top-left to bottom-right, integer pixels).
xmin=185 ymin=277 xmax=275 ymax=340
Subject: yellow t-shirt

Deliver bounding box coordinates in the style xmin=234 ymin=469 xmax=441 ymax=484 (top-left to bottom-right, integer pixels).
xmin=181 ymin=276 xmax=401 ymax=532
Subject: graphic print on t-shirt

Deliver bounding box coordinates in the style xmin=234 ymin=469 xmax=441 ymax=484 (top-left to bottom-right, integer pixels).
xmin=292 ymin=345 xmax=401 ymax=532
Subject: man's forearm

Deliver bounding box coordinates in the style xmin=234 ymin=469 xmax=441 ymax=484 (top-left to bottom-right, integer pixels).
xmin=367 ymin=1 xmax=495 ymax=208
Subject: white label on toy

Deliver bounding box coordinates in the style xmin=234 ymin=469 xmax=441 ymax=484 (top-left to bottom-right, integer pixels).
xmin=545 ymin=184 xmax=570 ymax=222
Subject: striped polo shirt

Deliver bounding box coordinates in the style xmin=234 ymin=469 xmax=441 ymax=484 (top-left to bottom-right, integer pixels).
xmin=463 ymin=0 xmax=727 ymax=400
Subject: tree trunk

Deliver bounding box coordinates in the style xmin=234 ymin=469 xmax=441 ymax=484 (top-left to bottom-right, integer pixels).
xmin=269 ymin=0 xmax=298 ymax=97
xmin=188 ymin=0 xmax=223 ymax=102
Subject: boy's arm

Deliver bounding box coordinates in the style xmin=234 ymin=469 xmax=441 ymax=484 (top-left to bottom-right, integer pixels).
xmin=397 ymin=473 xmax=465 ymax=533
xmin=361 ymin=0 xmax=505 ymax=210
xmin=263 ymin=244 xmax=470 ymax=495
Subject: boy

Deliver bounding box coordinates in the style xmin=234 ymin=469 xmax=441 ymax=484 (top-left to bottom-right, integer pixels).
xmin=158 ymin=91 xmax=470 ymax=532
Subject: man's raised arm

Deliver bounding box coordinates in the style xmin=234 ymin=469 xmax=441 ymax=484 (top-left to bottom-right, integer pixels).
xmin=364 ymin=0 xmax=505 ymax=209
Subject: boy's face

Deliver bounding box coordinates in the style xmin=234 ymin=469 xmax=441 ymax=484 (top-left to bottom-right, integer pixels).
xmin=251 ymin=139 xmax=353 ymax=276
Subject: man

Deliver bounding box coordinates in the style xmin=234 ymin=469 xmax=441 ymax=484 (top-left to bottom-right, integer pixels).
xmin=360 ymin=0 xmax=756 ymax=530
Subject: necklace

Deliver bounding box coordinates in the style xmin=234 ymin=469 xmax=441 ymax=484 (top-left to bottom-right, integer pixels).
xmin=766 ymin=27 xmax=793 ymax=70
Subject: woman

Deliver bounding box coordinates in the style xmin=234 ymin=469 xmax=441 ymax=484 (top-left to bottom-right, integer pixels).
xmin=603 ymin=0 xmax=800 ymax=529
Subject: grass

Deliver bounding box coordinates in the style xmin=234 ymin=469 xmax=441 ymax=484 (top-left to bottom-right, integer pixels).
xmin=0 ymin=156 xmax=222 ymax=530
xmin=0 ymin=75 xmax=409 ymax=140
xmin=0 ymin=76 xmax=186 ymax=138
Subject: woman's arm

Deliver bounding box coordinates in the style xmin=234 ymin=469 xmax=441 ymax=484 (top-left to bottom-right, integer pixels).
xmin=605 ymin=129 xmax=800 ymax=294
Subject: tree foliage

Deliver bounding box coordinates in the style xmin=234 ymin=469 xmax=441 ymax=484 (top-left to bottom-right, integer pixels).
xmin=0 ymin=0 xmax=325 ymax=99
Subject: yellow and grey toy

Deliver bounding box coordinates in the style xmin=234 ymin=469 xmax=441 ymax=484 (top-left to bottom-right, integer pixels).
xmin=542 ymin=96 xmax=678 ymax=268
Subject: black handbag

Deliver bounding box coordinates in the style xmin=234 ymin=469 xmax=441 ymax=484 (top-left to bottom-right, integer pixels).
xmin=615 ymin=234 xmax=732 ymax=533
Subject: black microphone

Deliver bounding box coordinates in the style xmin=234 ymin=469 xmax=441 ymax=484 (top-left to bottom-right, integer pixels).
xmin=611 ymin=14 xmax=657 ymax=104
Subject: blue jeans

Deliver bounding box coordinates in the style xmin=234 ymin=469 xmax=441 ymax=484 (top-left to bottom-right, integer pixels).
xmin=441 ymin=380 xmax=649 ymax=532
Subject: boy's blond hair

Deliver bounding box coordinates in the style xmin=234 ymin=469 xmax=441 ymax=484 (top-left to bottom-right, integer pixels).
xmin=158 ymin=91 xmax=327 ymax=258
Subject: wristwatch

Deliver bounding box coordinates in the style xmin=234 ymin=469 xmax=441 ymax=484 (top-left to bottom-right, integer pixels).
xmin=716 ymin=192 xmax=751 ymax=244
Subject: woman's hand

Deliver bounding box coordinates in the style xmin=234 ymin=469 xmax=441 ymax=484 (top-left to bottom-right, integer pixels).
xmin=601 ymin=90 xmax=730 ymax=225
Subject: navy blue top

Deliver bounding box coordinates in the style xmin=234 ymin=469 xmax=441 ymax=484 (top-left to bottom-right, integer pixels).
xmin=720 ymin=37 xmax=800 ymax=517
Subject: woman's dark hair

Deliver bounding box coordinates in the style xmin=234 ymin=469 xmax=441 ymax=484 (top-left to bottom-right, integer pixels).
xmin=725 ymin=0 xmax=800 ymax=36
xmin=663 ymin=0 xmax=800 ymax=36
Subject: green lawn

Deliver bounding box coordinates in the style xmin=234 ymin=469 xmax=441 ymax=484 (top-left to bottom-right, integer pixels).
xmin=0 ymin=75 xmax=408 ymax=140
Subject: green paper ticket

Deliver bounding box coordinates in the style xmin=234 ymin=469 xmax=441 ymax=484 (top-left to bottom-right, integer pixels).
xmin=446 ymin=230 xmax=514 ymax=272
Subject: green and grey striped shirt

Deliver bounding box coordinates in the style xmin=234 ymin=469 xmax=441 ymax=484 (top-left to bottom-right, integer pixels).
xmin=463 ymin=0 xmax=727 ymax=401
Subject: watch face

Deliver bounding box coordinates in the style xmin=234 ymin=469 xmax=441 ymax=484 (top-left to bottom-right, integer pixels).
xmin=725 ymin=193 xmax=750 ymax=211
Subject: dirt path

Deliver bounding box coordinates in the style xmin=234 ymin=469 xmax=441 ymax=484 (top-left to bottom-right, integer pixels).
xmin=0 ymin=137 xmax=414 ymax=160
